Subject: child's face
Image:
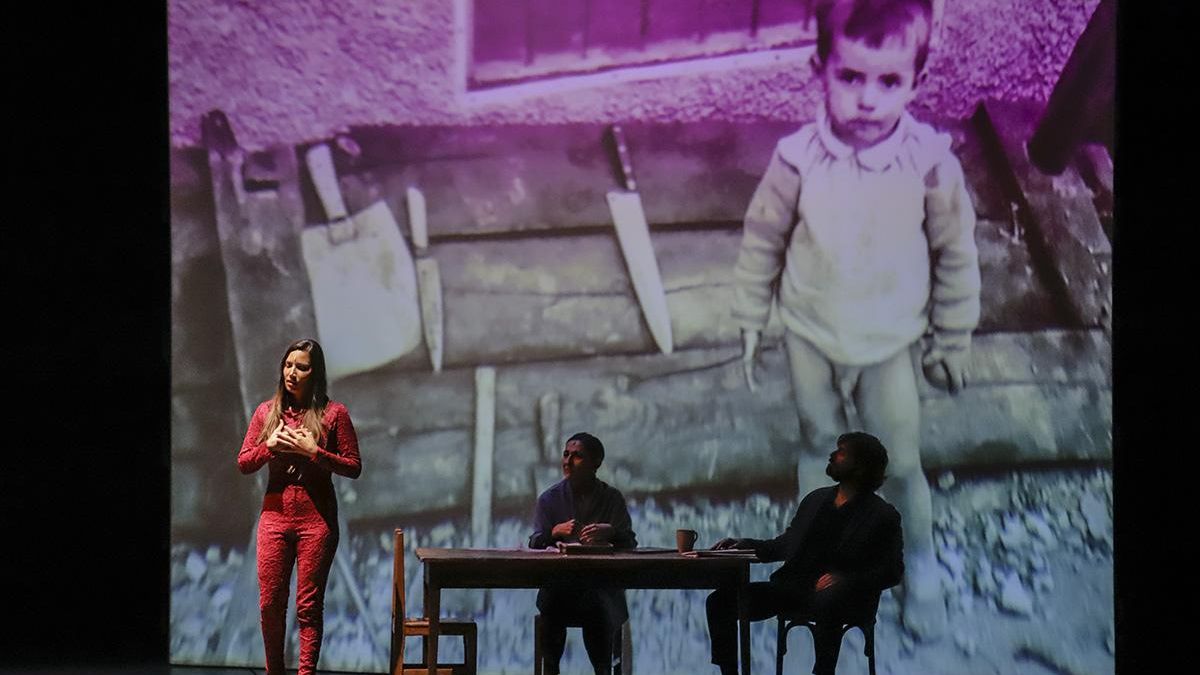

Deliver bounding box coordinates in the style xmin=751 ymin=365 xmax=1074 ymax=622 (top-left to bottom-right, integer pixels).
xmin=820 ymin=32 xmax=921 ymax=150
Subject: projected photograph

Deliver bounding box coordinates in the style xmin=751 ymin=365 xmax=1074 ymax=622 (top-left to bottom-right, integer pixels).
xmin=170 ymin=0 xmax=1113 ymax=673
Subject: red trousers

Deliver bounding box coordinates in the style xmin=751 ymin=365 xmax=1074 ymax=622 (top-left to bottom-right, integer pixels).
xmin=256 ymin=484 xmax=339 ymax=675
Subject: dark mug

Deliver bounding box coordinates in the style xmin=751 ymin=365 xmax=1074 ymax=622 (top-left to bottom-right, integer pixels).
xmin=676 ymin=529 xmax=699 ymax=553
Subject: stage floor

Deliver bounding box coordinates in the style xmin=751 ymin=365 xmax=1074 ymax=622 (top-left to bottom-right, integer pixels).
xmin=0 ymin=662 xmax=360 ymax=667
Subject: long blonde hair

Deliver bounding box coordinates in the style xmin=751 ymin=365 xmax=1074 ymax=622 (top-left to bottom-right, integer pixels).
xmin=256 ymin=338 xmax=329 ymax=444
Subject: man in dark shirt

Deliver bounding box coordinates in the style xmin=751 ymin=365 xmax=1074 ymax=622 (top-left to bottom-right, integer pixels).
xmin=706 ymin=432 xmax=904 ymax=675
xmin=529 ymin=432 xmax=637 ymax=675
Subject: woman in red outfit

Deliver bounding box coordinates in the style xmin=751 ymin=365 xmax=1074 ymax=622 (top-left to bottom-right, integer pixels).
xmin=237 ymin=338 xmax=362 ymax=675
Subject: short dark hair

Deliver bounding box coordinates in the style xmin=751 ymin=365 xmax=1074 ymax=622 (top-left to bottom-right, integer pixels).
xmin=567 ymin=432 xmax=605 ymax=465
xmin=815 ymin=0 xmax=934 ymax=74
xmin=837 ymin=431 xmax=889 ymax=492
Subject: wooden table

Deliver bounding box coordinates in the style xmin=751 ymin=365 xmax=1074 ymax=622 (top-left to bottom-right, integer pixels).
xmin=413 ymin=547 xmax=754 ymax=674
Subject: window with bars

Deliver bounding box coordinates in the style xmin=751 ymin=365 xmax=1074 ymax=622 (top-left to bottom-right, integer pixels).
xmin=469 ymin=0 xmax=818 ymax=90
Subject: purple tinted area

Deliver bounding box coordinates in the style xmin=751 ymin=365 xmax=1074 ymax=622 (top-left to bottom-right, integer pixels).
xmin=645 ymin=0 xmax=704 ymax=43
xmin=758 ymin=0 xmax=813 ymax=29
xmin=701 ymin=0 xmax=757 ymax=36
xmin=168 ymin=0 xmax=1100 ymax=157
xmin=473 ymin=0 xmax=526 ymax=63
xmin=587 ymin=0 xmax=647 ymax=51
xmin=527 ymin=0 xmax=587 ymax=57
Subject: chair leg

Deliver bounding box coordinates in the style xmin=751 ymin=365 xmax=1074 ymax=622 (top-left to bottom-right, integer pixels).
xmin=775 ymin=618 xmax=787 ymax=675
xmin=863 ymin=623 xmax=876 ymax=675
xmin=534 ymin=614 xmax=544 ymax=675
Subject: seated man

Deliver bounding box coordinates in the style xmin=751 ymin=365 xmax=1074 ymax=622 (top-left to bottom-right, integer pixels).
xmin=529 ymin=432 xmax=637 ymax=675
xmin=706 ymin=432 xmax=903 ymax=675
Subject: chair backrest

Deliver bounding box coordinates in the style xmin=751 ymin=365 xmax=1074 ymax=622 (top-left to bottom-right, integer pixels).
xmin=393 ymin=528 xmax=407 ymax=620
xmin=392 ymin=528 xmax=406 ymax=672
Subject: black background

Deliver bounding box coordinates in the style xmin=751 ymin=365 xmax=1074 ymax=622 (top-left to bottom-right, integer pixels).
xmin=0 ymin=1 xmax=1185 ymax=671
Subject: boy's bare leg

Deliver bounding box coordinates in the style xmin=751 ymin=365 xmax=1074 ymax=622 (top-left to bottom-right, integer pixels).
xmin=784 ymin=331 xmax=846 ymax=499
xmin=858 ymin=346 xmax=947 ymax=641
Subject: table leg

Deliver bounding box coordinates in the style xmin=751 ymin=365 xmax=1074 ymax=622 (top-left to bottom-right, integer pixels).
xmin=424 ymin=571 xmax=440 ymax=675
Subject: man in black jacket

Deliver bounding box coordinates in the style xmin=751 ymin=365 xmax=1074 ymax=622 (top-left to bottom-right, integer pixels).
xmin=705 ymin=432 xmax=904 ymax=675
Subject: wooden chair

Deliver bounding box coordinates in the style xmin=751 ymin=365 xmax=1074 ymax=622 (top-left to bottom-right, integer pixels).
xmin=391 ymin=528 xmax=478 ymax=675
xmin=533 ymin=613 xmax=632 ymax=675
xmin=774 ymin=591 xmax=882 ymax=675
